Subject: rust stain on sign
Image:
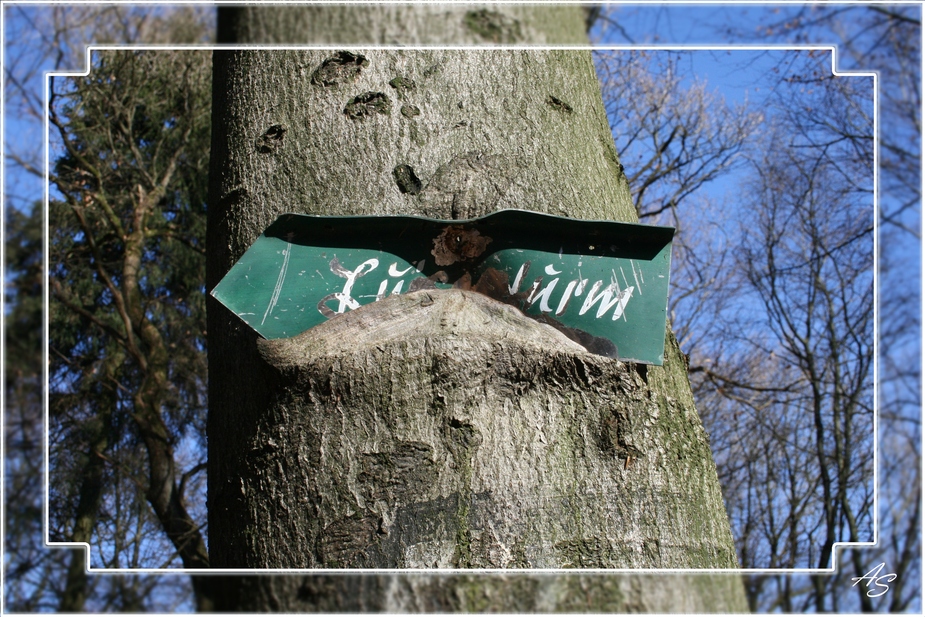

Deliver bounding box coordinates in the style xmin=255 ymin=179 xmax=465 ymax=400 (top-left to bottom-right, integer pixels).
xmin=431 ymin=225 xmax=493 ymax=266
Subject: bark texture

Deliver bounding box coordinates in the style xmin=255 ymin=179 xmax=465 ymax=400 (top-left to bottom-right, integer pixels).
xmin=216 ymin=4 xmax=594 ymax=47
xmin=207 ymin=47 xmax=634 ymax=273
xmin=212 ymin=571 xmax=749 ymax=612
xmin=223 ymin=289 xmax=735 ymax=570
xmin=207 ymin=4 xmax=747 ymax=612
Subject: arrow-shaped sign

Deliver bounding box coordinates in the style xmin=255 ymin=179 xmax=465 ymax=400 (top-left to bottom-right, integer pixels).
xmin=211 ymin=209 xmax=674 ymax=364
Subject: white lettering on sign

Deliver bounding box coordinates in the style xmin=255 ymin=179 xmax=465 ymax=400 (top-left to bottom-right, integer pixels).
xmin=388 ymin=263 xmax=414 ymax=277
xmin=508 ymin=263 xmax=530 ymax=296
xmin=316 ymin=257 xmax=379 ymax=317
xmin=579 ymin=279 xmax=633 ymax=320
xmin=555 ymin=278 xmax=587 ymax=316
xmin=376 ymin=278 xmax=405 ymax=300
xmin=527 ymin=277 xmax=561 ymax=313
xmin=316 ymin=258 xmax=636 ymax=322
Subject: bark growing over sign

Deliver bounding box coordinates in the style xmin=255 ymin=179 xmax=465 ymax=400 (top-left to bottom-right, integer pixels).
xmin=207 ymin=4 xmax=746 ymax=611
xmin=223 ymin=289 xmax=735 ymax=570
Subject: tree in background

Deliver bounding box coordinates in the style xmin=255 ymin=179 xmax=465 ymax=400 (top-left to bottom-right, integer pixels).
xmin=705 ymin=72 xmax=875 ymax=609
xmin=5 ymin=6 xmax=213 ymax=611
xmin=47 ymin=46 xmax=213 ymax=609
xmin=739 ymin=7 xmax=919 ymax=612
xmin=595 ymin=49 xmax=762 ymax=352
xmin=593 ymin=3 xmax=916 ymax=613
xmin=596 ymin=51 xmax=761 ymax=225
xmin=5 ymin=202 xmax=49 ymax=611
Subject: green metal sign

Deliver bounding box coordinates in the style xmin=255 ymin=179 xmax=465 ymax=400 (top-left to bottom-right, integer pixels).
xmin=211 ymin=210 xmax=674 ymax=364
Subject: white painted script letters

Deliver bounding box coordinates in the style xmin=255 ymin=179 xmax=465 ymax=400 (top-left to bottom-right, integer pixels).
xmin=317 ymin=256 xmax=636 ymax=322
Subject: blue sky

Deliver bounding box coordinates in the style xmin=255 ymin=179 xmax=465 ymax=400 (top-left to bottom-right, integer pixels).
xmin=2 ymin=2 xmax=917 ymax=611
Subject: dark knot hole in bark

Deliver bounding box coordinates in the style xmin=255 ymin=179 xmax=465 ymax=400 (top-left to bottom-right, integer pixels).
xmin=257 ymin=124 xmax=287 ymax=153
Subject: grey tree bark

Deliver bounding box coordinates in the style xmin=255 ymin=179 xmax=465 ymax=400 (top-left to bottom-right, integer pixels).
xmin=206 ymin=4 xmax=748 ymax=611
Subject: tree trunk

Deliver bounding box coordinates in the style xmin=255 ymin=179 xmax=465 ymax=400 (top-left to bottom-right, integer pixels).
xmin=58 ymin=355 xmax=117 ymax=612
xmin=207 ymin=4 xmax=747 ymax=611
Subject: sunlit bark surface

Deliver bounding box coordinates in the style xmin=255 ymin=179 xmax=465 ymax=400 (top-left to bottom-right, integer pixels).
xmin=206 ymin=4 xmax=747 ymax=611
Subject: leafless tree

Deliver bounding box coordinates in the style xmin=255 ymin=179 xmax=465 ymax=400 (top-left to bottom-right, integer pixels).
xmin=682 ymin=52 xmax=877 ymax=611
xmin=711 ymin=7 xmax=918 ymax=611
xmin=591 ymin=8 xmax=892 ymax=611
xmin=595 ymin=50 xmax=761 ymax=353
xmin=596 ymin=50 xmax=762 ymax=224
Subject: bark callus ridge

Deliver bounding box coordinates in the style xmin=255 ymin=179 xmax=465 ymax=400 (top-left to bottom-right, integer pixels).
xmin=247 ymin=290 xmax=735 ymax=570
